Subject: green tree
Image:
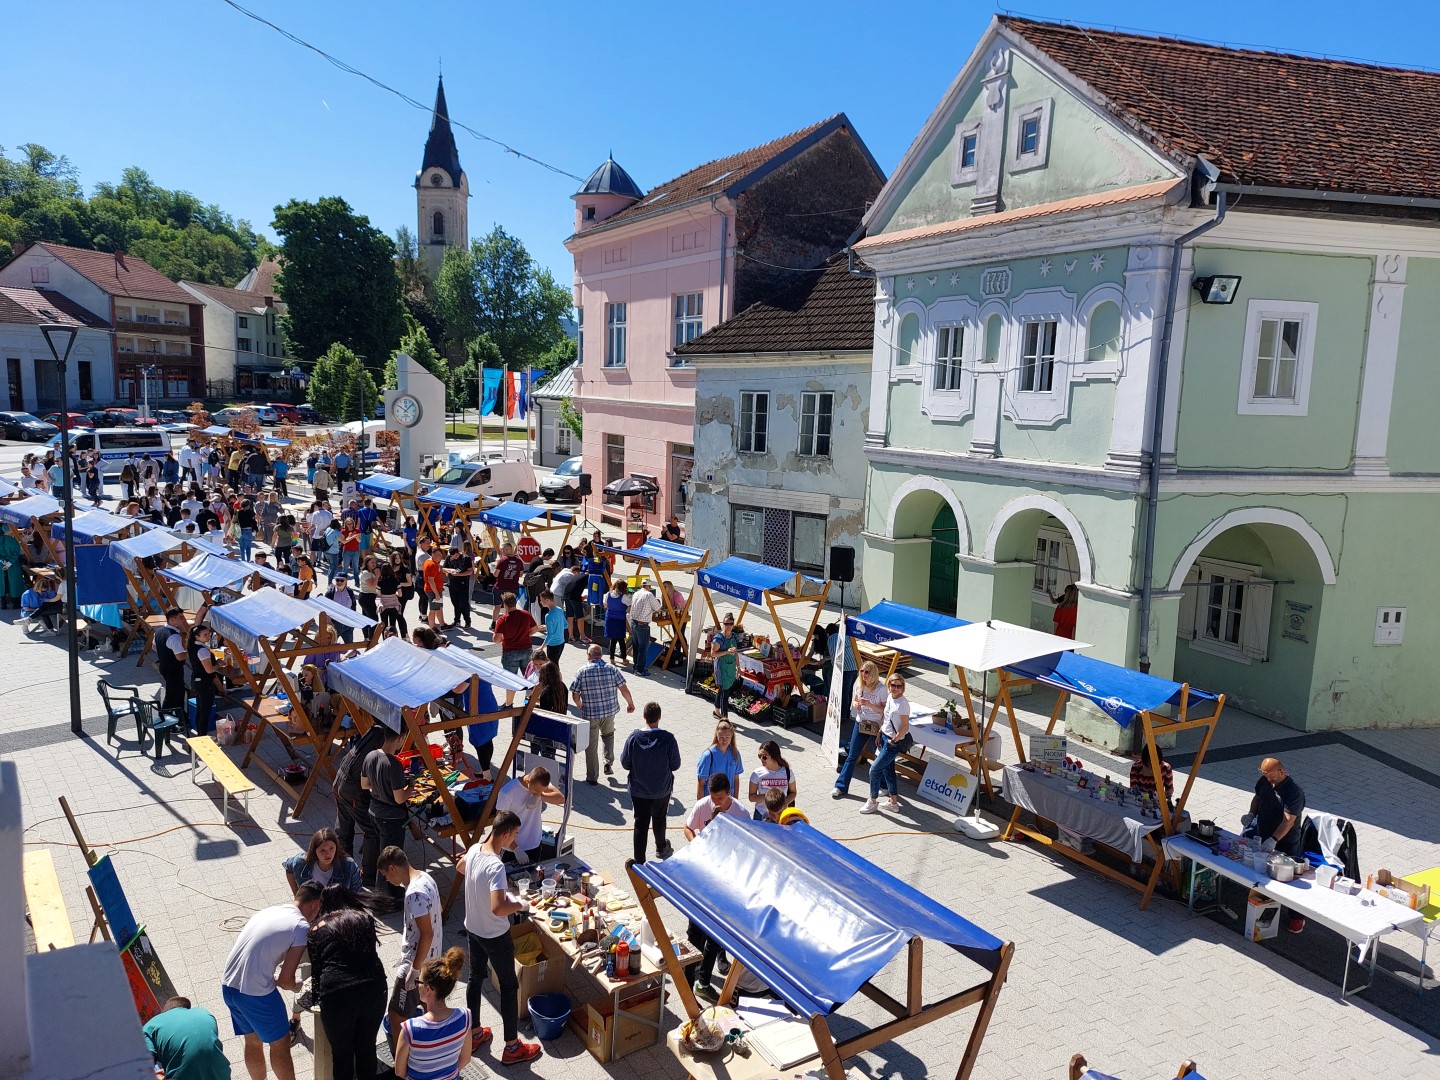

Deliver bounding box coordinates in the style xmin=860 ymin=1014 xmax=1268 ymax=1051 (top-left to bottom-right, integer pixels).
xmin=535 ymin=334 xmax=577 ymax=377
xmin=308 ymin=343 xmax=380 ymax=423
xmin=272 ymin=196 xmax=406 ymax=365
xmin=433 ymin=226 xmax=571 ymax=370
xmin=384 ymin=315 xmax=451 ymax=394
xmin=341 ymin=364 xmax=381 ymax=423
xmin=558 ymin=396 xmax=583 ymax=440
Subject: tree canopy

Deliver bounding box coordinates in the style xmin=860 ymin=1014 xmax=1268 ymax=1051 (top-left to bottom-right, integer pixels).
xmin=271 ymin=196 xmax=406 ymax=368
xmin=308 ymin=342 xmax=378 ymax=422
xmin=433 ymin=226 xmax=572 ymax=373
xmin=0 ymin=144 xmax=264 ymax=283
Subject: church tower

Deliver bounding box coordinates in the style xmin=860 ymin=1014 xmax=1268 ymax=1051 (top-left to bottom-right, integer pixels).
xmin=416 ymin=76 xmax=468 ymax=278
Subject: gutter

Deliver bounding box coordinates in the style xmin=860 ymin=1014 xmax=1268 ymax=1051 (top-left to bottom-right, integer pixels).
xmin=844 ymin=222 xmax=875 ymax=279
xmin=1213 ymin=183 xmax=1440 ymax=212
xmin=1136 ymin=169 xmax=1226 ymax=674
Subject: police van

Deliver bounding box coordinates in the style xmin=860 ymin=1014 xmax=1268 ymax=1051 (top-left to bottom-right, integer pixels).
xmin=51 ymin=427 xmax=173 ymax=476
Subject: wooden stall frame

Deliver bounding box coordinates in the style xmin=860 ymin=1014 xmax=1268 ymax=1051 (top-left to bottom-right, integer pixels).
xmin=415 ymin=490 xmax=491 ymax=558
xmin=696 ymin=576 xmax=832 ymax=696
xmin=598 ymin=542 xmax=708 ymax=671
xmin=480 ymin=506 xmax=575 ymax=570
xmin=628 ymin=861 xmax=1014 ymax=1080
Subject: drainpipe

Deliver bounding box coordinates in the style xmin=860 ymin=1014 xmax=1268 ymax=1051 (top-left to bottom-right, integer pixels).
xmin=1136 ymin=178 xmax=1227 ymax=674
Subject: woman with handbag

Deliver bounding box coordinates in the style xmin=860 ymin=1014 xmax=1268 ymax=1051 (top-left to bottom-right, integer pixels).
xmin=861 ymin=673 xmax=911 ymax=815
xmin=833 ymin=661 xmax=887 ymax=800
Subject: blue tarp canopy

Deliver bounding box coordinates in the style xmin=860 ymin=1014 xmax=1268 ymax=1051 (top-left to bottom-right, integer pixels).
xmin=632 ymin=815 xmax=1004 ymax=1018
xmin=0 ymin=493 xmax=61 ymax=527
xmin=0 ymin=476 xmax=18 ymax=497
xmin=696 ymin=555 xmax=823 ymax=603
xmin=599 ymin=538 xmax=707 ymax=566
xmin=108 ymin=529 xmax=184 ymax=571
xmin=1007 ymin=650 xmax=1220 ymax=729
xmin=356 ymin=473 xmax=418 ymax=499
xmin=327 ymin=636 xmax=531 ymax=731
xmin=418 ymin=486 xmax=480 ymax=508
xmin=52 ymin=509 xmax=137 ymax=542
xmin=263 ymin=438 xmax=290 ymax=448
xmin=181 ymin=535 xmax=230 ymax=557
xmin=200 ymin=425 xmax=230 ymax=436
xmin=477 ymin=501 xmax=572 ymax=530
xmin=205 ymin=587 xmax=317 ymax=653
xmin=161 ymin=553 xmax=253 ymax=592
xmin=308 ymin=594 xmax=377 ymax=630
xmin=847 ymin=600 xmax=968 ymax=646
xmin=241 ymin=560 xmax=300 ymax=588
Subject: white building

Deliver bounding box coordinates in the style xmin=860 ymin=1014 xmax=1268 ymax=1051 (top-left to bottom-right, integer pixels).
xmin=0 ymin=286 xmax=114 ymax=412
xmin=530 ymin=360 xmax=579 ymax=468
xmin=179 ymin=281 xmax=290 ymax=400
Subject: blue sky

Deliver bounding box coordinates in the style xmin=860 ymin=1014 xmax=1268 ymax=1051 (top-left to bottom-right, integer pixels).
xmin=6 ymin=1 xmax=1439 ymax=287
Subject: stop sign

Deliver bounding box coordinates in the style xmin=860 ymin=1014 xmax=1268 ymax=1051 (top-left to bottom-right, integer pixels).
xmin=516 ymin=536 xmax=542 ymax=563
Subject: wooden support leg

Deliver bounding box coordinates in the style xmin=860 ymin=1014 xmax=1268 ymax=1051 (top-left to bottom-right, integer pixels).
xmin=1001 ymin=804 xmax=1023 ymax=842
xmin=954 ymin=942 xmax=1013 ymax=1080
xmin=85 ymin=886 xmax=110 ymax=943
xmin=807 ymin=1015 xmax=847 ymax=1080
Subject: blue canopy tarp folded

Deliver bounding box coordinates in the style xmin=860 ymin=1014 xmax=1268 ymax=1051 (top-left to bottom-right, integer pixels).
xmin=108 ymin=529 xmax=184 ymax=571
xmin=161 ymin=552 xmax=253 ymax=592
xmin=418 ymin=486 xmax=480 ymax=508
xmin=308 ymin=594 xmax=377 ymax=630
xmin=327 ymin=637 xmax=529 ymax=731
xmin=847 ymin=600 xmax=968 ymax=645
xmin=52 ymin=509 xmax=137 ymax=542
xmin=356 ymin=473 xmax=418 ymax=499
xmin=205 ymin=587 xmax=317 ymax=653
xmin=240 ymin=560 xmax=300 ymax=588
xmin=633 ymin=815 xmax=1003 ymax=1018
xmin=0 ymin=493 xmax=62 ymax=527
xmin=1007 ymin=650 xmax=1220 ymax=729
xmin=477 ymin=501 xmax=572 ymax=530
xmin=599 ymin=538 xmax=707 ymax=566
xmin=200 ymin=425 xmax=230 ymax=436
xmin=262 ymin=438 xmax=290 ymax=448
xmin=696 ymin=555 xmax=823 ymax=603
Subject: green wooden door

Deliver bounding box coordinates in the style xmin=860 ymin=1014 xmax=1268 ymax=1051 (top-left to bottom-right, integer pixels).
xmin=928 ymin=503 xmax=959 ymax=615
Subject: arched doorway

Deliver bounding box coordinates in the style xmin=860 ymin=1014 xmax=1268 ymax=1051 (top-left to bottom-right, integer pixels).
xmin=928 ymin=503 xmax=960 ymax=615
xmin=987 ymin=497 xmax=1091 ymax=636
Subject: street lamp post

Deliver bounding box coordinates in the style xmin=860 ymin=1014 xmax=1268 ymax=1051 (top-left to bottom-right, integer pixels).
xmin=38 ymin=323 xmax=83 ymax=736
xmin=141 ymin=364 xmax=157 ymax=420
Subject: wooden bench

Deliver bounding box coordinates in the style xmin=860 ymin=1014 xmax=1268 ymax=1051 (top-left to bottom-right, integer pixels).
xmin=855 ymin=641 xmax=908 ymax=674
xmin=23 ymin=849 xmax=75 ymax=952
xmin=189 ymin=735 xmax=257 ymax=822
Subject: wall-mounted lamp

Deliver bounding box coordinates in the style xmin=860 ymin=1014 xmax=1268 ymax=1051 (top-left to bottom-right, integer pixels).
xmin=1192 ymin=275 xmax=1242 ymax=305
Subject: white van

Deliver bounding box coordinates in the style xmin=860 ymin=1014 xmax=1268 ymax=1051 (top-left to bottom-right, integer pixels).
xmin=431 ymin=455 xmax=538 ymax=502
xmin=52 ymin=427 xmax=173 ymax=475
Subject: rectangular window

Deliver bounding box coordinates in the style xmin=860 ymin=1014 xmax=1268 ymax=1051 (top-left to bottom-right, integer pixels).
xmin=798 ymin=391 xmax=833 ymax=457
xmin=77 ymin=361 xmax=92 ymax=400
xmin=1252 ymin=317 xmax=1301 ymax=401
xmin=738 ymin=391 xmax=769 ymax=454
xmin=934 ymin=325 xmax=965 ymax=390
xmin=237 ymin=316 xmax=249 ymax=329
xmin=604 ymin=303 xmax=626 ymax=368
xmin=576 ymin=306 xmax=583 ymax=366
xmin=603 ymin=433 xmax=625 ymax=504
xmin=672 ymin=292 xmax=703 ymax=354
xmin=237 ymin=338 xmax=251 ymax=352
xmin=792 ymin=513 xmax=827 ymax=574
xmin=555 ymin=423 xmax=572 ymax=455
xmin=1032 ymin=529 xmax=1079 ymax=598
xmin=1203 ymin=572 xmax=1245 ymax=648
xmin=1020 ymin=117 xmax=1041 ymax=155
xmin=960 ymin=134 xmax=978 ymax=169
xmin=1019 ymin=321 xmax=1057 ymax=393
xmin=731 ymin=508 xmax=764 ymax=560
xmin=1238 ymin=300 xmax=1317 ymax=416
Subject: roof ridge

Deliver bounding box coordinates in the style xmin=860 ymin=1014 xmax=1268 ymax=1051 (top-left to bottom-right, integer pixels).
xmin=642 ymin=113 xmax=844 ymax=195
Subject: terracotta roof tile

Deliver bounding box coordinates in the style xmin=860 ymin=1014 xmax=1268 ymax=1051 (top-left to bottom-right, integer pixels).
xmin=675 ymin=257 xmax=873 ymax=355
xmin=182 ymin=280 xmax=285 ymax=314
xmin=856 ymin=179 xmax=1184 ymax=252
xmin=584 ymin=115 xmax=849 ymax=234
xmin=0 ymin=286 xmax=111 ymax=328
xmin=1003 ymin=17 xmax=1440 ymax=200
xmin=30 ymin=242 xmax=194 ymax=304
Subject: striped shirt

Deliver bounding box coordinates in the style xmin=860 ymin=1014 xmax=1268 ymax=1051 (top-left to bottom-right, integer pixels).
xmin=402 ymin=1006 xmax=470 ymax=1080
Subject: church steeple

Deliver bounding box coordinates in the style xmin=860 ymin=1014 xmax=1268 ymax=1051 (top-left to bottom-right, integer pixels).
xmin=418 ymin=76 xmax=462 ymax=187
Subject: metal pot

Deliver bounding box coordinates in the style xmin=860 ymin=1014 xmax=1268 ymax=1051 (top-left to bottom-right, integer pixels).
xmin=1196 ymin=820 xmax=1218 ymax=841
xmin=1267 ymin=854 xmax=1296 ymax=882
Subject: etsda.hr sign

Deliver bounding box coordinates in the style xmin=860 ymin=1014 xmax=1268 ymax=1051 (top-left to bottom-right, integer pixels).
xmin=918 ymin=756 xmax=977 ymax=816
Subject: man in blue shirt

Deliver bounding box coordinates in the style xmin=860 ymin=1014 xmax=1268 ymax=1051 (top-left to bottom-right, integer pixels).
xmin=539 ymin=589 xmax=566 ymax=664
xmin=333 ymin=448 xmax=351 ymax=484
xmin=569 ymin=644 xmax=636 ymax=785
xmin=271 ymin=456 xmax=289 ymax=499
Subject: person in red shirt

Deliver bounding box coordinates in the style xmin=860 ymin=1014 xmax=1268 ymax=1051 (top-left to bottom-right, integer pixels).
xmin=492 ymin=592 xmax=536 ymax=707
xmin=340 ymin=516 xmax=362 ymax=578
xmin=1050 ymin=583 xmax=1078 ymax=639
xmin=490 ymin=543 xmax=525 ymax=627
xmin=422 ymin=555 xmax=446 ymax=631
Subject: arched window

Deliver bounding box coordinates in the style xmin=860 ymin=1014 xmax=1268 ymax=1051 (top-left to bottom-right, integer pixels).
xmin=897 ymin=312 xmax=919 ymax=367
xmin=1086 ymin=300 xmax=1122 ymax=364
xmin=432 ymin=211 xmax=445 ymax=239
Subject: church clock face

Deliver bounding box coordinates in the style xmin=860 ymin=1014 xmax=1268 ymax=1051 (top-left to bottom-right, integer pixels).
xmin=430 ymin=173 xmax=444 ymax=186
xmin=392 ymin=394 xmax=423 ymax=428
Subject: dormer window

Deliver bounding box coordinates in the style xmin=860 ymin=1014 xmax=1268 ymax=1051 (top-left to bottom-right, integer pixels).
xmin=584 ymin=206 xmax=596 ymax=221
xmin=1010 ymin=99 xmax=1053 ymax=172
xmin=960 ymin=134 xmax=978 ymax=169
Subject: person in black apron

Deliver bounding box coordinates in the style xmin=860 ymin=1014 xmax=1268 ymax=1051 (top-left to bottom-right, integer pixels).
xmin=187 ymin=624 xmax=222 ymax=736
xmin=155 ymin=608 xmax=190 ymax=718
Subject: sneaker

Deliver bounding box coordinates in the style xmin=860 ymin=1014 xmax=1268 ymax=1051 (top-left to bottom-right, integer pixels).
xmin=859 ymin=799 xmax=879 ymax=815
xmin=470 ymin=1027 xmax=493 ymax=1052
xmin=831 ymin=788 xmax=845 ymax=800
xmin=288 ymin=1017 xmax=302 ymax=1046
xmin=885 ymin=798 xmax=902 ymax=812
xmin=693 ymin=980 xmax=719 ymax=1002
xmin=658 ymin=841 xmax=675 ymax=859
xmin=584 ymin=778 xmax=598 ymax=786
xmin=716 ymin=955 xmax=731 ymax=977
xmin=499 ymin=1038 xmax=542 ymax=1066
xmin=604 ymin=762 xmax=614 ymax=775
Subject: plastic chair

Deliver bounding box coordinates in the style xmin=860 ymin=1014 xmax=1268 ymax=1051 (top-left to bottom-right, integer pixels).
xmin=96 ymin=679 xmax=146 ymax=746
xmin=136 ymin=694 xmax=183 ymax=761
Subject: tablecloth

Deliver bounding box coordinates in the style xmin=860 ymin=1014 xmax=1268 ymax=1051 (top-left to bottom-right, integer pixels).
xmin=1002 ymin=764 xmax=1163 ymax=861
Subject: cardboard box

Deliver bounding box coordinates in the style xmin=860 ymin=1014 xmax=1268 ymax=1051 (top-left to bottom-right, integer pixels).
xmin=1245 ymin=889 xmax=1280 ymax=941
xmin=1055 ymin=826 xmax=1094 ymax=855
xmin=1374 ymin=869 xmax=1431 ymax=911
xmin=569 ymin=988 xmax=662 ymax=1064
xmin=511 ymin=922 xmax=566 ymax=1003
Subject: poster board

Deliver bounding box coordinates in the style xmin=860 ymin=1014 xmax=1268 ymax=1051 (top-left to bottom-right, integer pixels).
xmin=1031 ymin=734 xmax=1068 ymax=768
xmin=87 ymin=854 xmax=176 ymax=1023
xmin=821 ymin=617 xmax=845 ymax=768
xmin=917 ymin=756 xmax=978 ymax=817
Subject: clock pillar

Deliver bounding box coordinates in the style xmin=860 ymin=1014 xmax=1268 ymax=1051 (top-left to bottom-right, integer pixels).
xmin=384 ymin=352 xmax=447 ymax=480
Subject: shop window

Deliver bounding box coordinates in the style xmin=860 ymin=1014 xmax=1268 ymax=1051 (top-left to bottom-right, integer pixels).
xmin=792 ymin=513 xmax=827 ymax=574
xmin=732 ymin=507 xmax=764 ymax=559
xmin=603 ymin=433 xmax=624 ymax=504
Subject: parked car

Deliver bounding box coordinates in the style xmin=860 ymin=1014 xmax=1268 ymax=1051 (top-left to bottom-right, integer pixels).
xmin=210 ymin=406 xmax=259 ymax=426
xmin=86 ymin=407 xmax=138 ymax=427
xmin=265 ymin=402 xmax=300 ymax=424
xmin=295 ymin=404 xmax=321 ymax=425
xmin=40 ymin=412 xmax=94 ymax=432
xmin=539 ymin=456 xmax=585 ymax=502
xmin=431 ymin=456 xmax=538 ymax=503
xmin=154 ymin=409 xmax=190 ymax=424
xmin=107 ymin=407 xmax=156 ymax=427
xmin=0 ymin=412 xmax=59 ymax=441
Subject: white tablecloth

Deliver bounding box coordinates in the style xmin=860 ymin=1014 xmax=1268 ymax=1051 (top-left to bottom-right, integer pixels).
xmin=907 ymin=720 xmax=1001 ymax=763
xmin=1001 ymin=764 xmax=1163 ymax=861
xmin=1162 ymin=833 xmax=1424 ymax=955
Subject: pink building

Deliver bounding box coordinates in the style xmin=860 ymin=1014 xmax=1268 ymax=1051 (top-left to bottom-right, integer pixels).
xmin=566 ymin=115 xmax=883 ymax=527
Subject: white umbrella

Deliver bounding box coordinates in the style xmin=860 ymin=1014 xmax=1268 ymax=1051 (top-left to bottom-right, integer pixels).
xmin=887 ymin=619 xmax=1089 ymax=674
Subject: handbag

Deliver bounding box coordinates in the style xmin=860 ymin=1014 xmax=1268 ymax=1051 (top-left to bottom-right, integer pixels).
xmin=857 ymin=717 xmax=881 ymax=736
xmin=891 ymin=731 xmax=915 ymax=755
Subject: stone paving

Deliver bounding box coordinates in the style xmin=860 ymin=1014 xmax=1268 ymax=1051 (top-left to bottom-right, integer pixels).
xmin=4 ymin=475 xmax=1439 ymax=1080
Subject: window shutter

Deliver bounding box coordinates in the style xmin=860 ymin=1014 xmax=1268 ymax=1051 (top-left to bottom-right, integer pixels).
xmin=1240 ymin=578 xmax=1274 ymax=661
xmin=1176 ymin=564 xmax=1199 ymax=641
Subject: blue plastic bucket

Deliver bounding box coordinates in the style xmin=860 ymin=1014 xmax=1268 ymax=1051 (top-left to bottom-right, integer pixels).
xmin=527 ymin=992 xmax=571 ymax=1041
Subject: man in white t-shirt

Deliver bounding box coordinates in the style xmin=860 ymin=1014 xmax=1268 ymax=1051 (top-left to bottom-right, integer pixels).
xmin=378 ymin=845 xmax=442 ymax=1050
xmin=684 ymin=772 xmax=751 ymax=841
xmin=494 ymin=766 xmax=565 ymax=864
xmin=460 ymin=810 xmax=542 ymax=1066
xmin=221 ymin=882 xmax=321 ymax=1080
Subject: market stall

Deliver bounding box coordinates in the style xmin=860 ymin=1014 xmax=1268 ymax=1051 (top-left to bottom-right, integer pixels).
xmin=51 ymin=510 xmax=146 ymax=635
xmin=476 ymin=500 xmax=574 ymax=564
xmin=355 ymin=472 xmax=422 ymax=543
xmin=415 ymin=485 xmax=486 ymax=554
xmin=993 ymin=648 xmax=1225 ymax=908
xmin=325 ymin=636 xmax=535 ymax=909
xmin=691 ymin=556 xmax=831 ymax=705
xmin=846 ymin=600 xmax=966 ymax=676
xmin=628 ymin=814 xmax=1014 ymax=1080
xmin=597 ymin=538 xmax=708 ymax=670
xmin=0 ymin=492 xmax=64 ymax=568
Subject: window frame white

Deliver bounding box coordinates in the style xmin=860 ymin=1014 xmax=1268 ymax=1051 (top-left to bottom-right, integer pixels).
xmin=798 ymin=391 xmax=834 ymax=458
xmin=1000 ymin=288 xmax=1078 ymax=426
xmin=933 ymin=324 xmax=966 ymax=391
xmin=671 ymin=291 xmax=703 ymax=359
xmin=1178 ymin=556 xmax=1273 ymax=664
xmin=604 ymin=302 xmax=627 ymax=368
xmin=1031 ymin=525 xmax=1079 ymax=602
xmin=554 ymin=422 xmax=572 ymax=455
xmin=738 ymin=390 xmax=769 ymax=455
xmin=950 ymin=120 xmax=982 ymax=186
xmin=1237 ymin=299 xmax=1318 ymax=416
xmin=1019 ymin=319 xmax=1058 ymax=394
xmin=1009 ymin=98 xmax=1054 ymax=173
xmin=919 ymin=296 xmax=977 ymax=421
